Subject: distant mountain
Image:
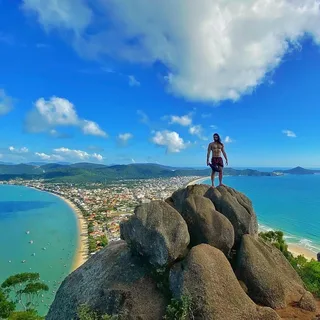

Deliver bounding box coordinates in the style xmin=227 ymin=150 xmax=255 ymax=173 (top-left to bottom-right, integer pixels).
xmin=274 ymin=166 xmax=320 ymax=175
xmin=0 ymin=161 xmax=14 ymax=165
xmin=0 ymin=162 xmax=278 ymax=183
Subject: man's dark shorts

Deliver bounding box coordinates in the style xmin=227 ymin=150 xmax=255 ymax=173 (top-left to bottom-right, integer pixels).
xmin=210 ymin=157 xmax=224 ymax=172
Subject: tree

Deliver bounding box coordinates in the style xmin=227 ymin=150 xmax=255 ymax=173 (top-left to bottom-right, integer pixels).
xmin=1 ymin=273 xmax=48 ymax=312
xmin=259 ymin=231 xmax=320 ymax=297
xmin=0 ymin=288 xmax=15 ymax=319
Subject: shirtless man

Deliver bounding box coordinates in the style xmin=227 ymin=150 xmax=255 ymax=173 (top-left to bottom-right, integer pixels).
xmin=207 ymin=133 xmax=228 ymax=187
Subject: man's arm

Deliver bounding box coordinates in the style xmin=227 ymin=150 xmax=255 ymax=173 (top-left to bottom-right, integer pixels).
xmin=221 ymin=144 xmax=228 ymax=165
xmin=207 ymin=144 xmax=211 ymax=165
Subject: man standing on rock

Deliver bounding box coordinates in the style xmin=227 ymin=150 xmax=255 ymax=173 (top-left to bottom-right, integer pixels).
xmin=207 ymin=133 xmax=228 ymax=187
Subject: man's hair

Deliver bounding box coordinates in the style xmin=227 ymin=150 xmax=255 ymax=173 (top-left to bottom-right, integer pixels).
xmin=213 ymin=133 xmax=223 ymax=146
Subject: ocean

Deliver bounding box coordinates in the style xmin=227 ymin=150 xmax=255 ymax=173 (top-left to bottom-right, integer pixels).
xmin=203 ymin=174 xmax=320 ymax=254
xmin=0 ymin=185 xmax=78 ymax=316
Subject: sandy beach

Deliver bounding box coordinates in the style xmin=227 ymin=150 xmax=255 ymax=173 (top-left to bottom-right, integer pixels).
xmin=288 ymin=243 xmax=317 ymax=260
xmin=56 ymin=195 xmax=89 ymax=271
xmin=185 ymin=177 xmax=318 ymax=261
xmin=185 ymin=176 xmax=210 ymax=187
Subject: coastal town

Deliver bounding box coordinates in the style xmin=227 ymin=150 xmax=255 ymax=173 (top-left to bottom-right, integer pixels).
xmin=0 ymin=176 xmax=202 ymax=262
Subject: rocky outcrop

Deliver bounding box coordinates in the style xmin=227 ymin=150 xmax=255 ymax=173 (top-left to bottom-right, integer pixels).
xmin=181 ymin=195 xmax=234 ymax=255
xmin=167 ymin=184 xmax=258 ymax=246
xmin=170 ymin=244 xmax=280 ymax=320
xmin=166 ymin=184 xmax=211 ymax=213
xmin=205 ymin=186 xmax=258 ymax=245
xmin=46 ymin=241 xmax=168 ymax=320
xmin=47 ymin=184 xmax=317 ymax=320
xmin=237 ymin=234 xmax=316 ymax=311
xmin=120 ymin=200 xmax=190 ymax=267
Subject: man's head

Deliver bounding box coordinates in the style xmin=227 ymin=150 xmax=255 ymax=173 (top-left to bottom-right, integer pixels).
xmin=213 ymin=133 xmax=222 ymax=145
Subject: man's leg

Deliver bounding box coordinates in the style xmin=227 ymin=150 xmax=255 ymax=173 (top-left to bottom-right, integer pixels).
xmin=218 ymin=167 xmax=224 ymax=186
xmin=211 ymin=170 xmax=216 ymax=187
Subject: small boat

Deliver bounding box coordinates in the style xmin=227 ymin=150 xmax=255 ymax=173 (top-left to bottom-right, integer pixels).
xmin=26 ymin=231 xmax=30 ymax=234
xmin=32 ymin=253 xmax=36 ymax=256
xmin=42 ymin=247 xmax=47 ymax=250
xmin=29 ymin=240 xmax=34 ymax=244
xmin=8 ymin=260 xmax=11 ymax=263
xmin=21 ymin=260 xmax=26 ymax=263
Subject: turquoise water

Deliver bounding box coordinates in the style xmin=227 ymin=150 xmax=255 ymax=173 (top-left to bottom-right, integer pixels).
xmin=204 ymin=174 xmax=320 ymax=253
xmin=0 ymin=185 xmax=78 ymax=316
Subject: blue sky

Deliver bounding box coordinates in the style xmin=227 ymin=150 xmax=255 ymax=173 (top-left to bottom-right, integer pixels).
xmin=1 ymin=0 xmax=320 ymax=167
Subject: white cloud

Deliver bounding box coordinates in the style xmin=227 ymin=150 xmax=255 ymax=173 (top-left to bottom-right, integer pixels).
xmin=128 ymin=75 xmax=140 ymax=87
xmin=9 ymin=146 xmax=29 ymax=153
xmin=82 ymin=120 xmax=107 ymax=137
xmin=224 ymin=136 xmax=233 ymax=143
xmin=282 ymin=129 xmax=296 ymax=138
xmin=22 ymin=0 xmax=92 ymax=34
xmin=53 ymin=147 xmax=104 ymax=161
xmin=137 ymin=110 xmax=149 ymax=124
xmin=169 ymin=115 xmax=192 ymax=126
xmin=151 ymin=130 xmax=189 ymax=153
xmin=23 ymin=0 xmax=320 ymax=102
xmin=131 ymin=158 xmax=136 ymax=163
xmin=118 ymin=133 xmax=133 ymax=143
xmin=210 ymin=125 xmax=218 ymax=129
xmin=92 ymin=153 xmax=103 ymax=161
xmin=25 ymin=96 xmax=107 ymax=137
xmin=0 ymin=89 xmax=14 ymax=115
xmin=35 ymin=152 xmax=64 ymax=161
xmin=201 ymin=113 xmax=211 ymax=118
xmin=189 ymin=125 xmax=208 ymax=140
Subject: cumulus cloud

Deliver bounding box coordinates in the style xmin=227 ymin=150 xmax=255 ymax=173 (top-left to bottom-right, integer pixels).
xmin=0 ymin=89 xmax=14 ymax=115
xmin=53 ymin=147 xmax=104 ymax=161
xmin=151 ymin=130 xmax=189 ymax=153
xmin=118 ymin=133 xmax=133 ymax=145
xmin=282 ymin=129 xmax=296 ymax=138
xmin=169 ymin=114 xmax=192 ymax=126
xmin=128 ymin=75 xmax=140 ymax=87
xmin=25 ymin=96 xmax=107 ymax=137
xmin=82 ymin=120 xmax=107 ymax=137
xmin=210 ymin=125 xmax=218 ymax=129
xmin=224 ymin=136 xmax=233 ymax=143
xmin=22 ymin=0 xmax=320 ymax=102
xmin=9 ymin=146 xmax=29 ymax=153
xmin=35 ymin=152 xmax=64 ymax=161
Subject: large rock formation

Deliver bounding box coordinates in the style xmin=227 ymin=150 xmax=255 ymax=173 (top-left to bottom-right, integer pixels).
xmin=205 ymin=186 xmax=258 ymax=245
xmin=181 ymin=195 xmax=234 ymax=255
xmin=46 ymin=241 xmax=168 ymax=320
xmin=170 ymin=244 xmax=280 ymax=320
xmin=120 ymin=200 xmax=190 ymax=267
xmin=237 ymin=234 xmax=316 ymax=311
xmin=47 ymin=184 xmax=317 ymax=320
xmin=167 ymin=184 xmax=258 ymax=246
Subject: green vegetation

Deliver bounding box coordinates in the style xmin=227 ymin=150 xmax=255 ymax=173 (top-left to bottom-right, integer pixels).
xmin=88 ymin=235 xmax=97 ymax=253
xmin=77 ymin=304 xmax=119 ymax=320
xmin=0 ymin=273 xmax=47 ymax=319
xmin=163 ymin=295 xmax=194 ymax=320
xmin=259 ymin=231 xmax=320 ymax=297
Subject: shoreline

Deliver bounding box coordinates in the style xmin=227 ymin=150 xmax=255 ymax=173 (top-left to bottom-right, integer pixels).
xmin=28 ymin=186 xmax=89 ymax=272
xmin=54 ymin=194 xmax=89 ymax=271
xmin=185 ymin=177 xmax=318 ymax=261
xmin=185 ymin=176 xmax=210 ymax=187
